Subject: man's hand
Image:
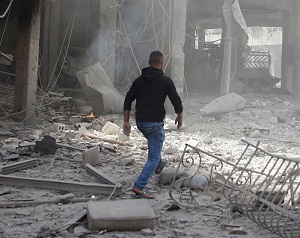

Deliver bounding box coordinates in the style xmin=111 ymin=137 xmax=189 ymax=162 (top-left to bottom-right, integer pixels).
xmin=123 ymin=122 xmax=131 ymax=136
xmin=175 ymin=112 xmax=183 ymax=129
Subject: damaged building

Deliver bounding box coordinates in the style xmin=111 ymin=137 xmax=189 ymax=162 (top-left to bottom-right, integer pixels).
xmin=1 ymin=0 xmax=300 ymax=237
xmin=0 ymin=0 xmax=299 ymax=123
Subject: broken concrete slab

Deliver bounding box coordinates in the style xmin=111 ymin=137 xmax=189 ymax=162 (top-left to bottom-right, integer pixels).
xmin=76 ymin=63 xmax=123 ymax=115
xmin=200 ymin=93 xmax=247 ymax=116
xmin=82 ymin=146 xmax=100 ymax=166
xmin=101 ymin=121 xmax=119 ymax=135
xmin=87 ymin=200 xmax=156 ymax=231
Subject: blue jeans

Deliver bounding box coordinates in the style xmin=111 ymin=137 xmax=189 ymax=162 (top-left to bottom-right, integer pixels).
xmin=133 ymin=122 xmax=165 ymax=191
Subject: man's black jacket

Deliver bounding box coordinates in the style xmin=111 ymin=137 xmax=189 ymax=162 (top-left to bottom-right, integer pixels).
xmin=124 ymin=67 xmax=183 ymax=122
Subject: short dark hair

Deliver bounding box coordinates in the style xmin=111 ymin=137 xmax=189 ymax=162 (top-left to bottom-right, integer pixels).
xmin=149 ymin=51 xmax=163 ymax=65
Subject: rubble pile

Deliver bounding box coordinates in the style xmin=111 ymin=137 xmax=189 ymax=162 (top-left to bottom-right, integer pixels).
xmin=0 ymin=92 xmax=299 ymax=238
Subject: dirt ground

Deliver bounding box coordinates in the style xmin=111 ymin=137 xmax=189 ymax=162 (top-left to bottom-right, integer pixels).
xmin=0 ymin=91 xmax=299 ymax=238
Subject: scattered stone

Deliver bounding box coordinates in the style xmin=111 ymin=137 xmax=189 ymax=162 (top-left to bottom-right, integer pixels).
xmin=229 ymin=227 xmax=248 ymax=235
xmin=73 ymin=226 xmax=91 ymax=236
xmin=164 ymin=147 xmax=177 ymax=154
xmin=159 ymin=168 xmax=184 ymax=185
xmin=117 ymin=158 xmax=134 ymax=166
xmin=200 ymin=93 xmax=247 ymax=116
xmin=249 ymin=130 xmax=261 ymax=138
xmin=141 ymin=228 xmax=153 ymax=236
xmin=173 ymin=173 xmax=209 ymax=191
xmin=269 ymin=117 xmax=278 ymax=124
xmin=65 ymin=130 xmax=81 ymax=141
xmin=172 ymin=228 xmax=186 ymax=236
xmin=16 ymin=209 xmax=31 ymax=216
xmin=58 ymin=193 xmax=75 ymax=201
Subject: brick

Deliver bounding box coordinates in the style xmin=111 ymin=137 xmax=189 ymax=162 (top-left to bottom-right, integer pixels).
xmin=87 ymin=200 xmax=156 ymax=231
xmin=53 ymin=123 xmax=66 ymax=132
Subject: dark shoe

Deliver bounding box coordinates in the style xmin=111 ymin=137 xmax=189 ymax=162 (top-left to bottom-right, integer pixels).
xmin=131 ymin=192 xmax=155 ymax=199
xmin=131 ymin=187 xmax=155 ymax=199
xmin=155 ymin=159 xmax=167 ymax=174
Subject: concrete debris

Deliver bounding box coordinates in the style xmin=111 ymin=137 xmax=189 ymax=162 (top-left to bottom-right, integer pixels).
xmin=173 ymin=171 xmax=209 ymax=191
xmin=1 ymin=138 xmax=20 ymax=152
xmin=164 ymin=147 xmax=177 ymax=154
xmin=0 ymin=130 xmax=16 ymax=137
xmin=73 ymin=226 xmax=91 ymax=236
xmin=200 ymin=93 xmax=247 ymax=116
xmin=87 ymin=200 xmax=156 ymax=231
xmin=0 ymin=92 xmax=298 ymax=238
xmin=82 ymin=146 xmax=100 ymax=166
xmin=101 ymin=121 xmax=119 ymax=135
xmin=140 ymin=228 xmax=153 ymax=235
xmin=76 ymin=63 xmax=123 ymax=115
xmin=159 ymin=168 xmax=184 ymax=185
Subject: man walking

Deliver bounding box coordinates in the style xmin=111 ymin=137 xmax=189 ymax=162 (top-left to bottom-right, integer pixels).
xmin=123 ymin=50 xmax=183 ymax=198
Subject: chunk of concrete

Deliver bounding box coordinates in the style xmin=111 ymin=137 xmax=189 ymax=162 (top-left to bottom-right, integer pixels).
xmin=87 ymin=200 xmax=156 ymax=231
xmin=200 ymin=93 xmax=246 ymax=116
xmin=76 ymin=63 xmax=123 ymax=115
xmin=82 ymin=146 xmax=100 ymax=166
xmin=101 ymin=121 xmax=119 ymax=135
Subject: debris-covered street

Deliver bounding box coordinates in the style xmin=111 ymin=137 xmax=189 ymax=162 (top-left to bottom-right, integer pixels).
xmin=1 ymin=91 xmax=299 ymax=238
xmin=1 ymin=0 xmax=300 ymax=237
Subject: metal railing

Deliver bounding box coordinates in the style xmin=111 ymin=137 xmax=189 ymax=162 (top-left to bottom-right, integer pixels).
xmin=169 ymin=140 xmax=300 ymax=238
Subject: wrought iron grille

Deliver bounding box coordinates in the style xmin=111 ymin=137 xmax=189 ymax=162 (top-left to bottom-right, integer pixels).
xmin=239 ymin=51 xmax=271 ymax=69
xmin=169 ymin=140 xmax=300 ymax=238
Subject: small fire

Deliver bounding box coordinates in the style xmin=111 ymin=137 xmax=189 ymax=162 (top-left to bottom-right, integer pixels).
xmin=83 ymin=112 xmax=95 ymax=118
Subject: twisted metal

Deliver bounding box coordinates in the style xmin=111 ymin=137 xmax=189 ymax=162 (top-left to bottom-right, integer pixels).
xmin=169 ymin=140 xmax=300 ymax=238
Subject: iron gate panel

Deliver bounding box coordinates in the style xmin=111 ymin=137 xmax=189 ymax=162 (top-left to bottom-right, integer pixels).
xmin=169 ymin=140 xmax=300 ymax=238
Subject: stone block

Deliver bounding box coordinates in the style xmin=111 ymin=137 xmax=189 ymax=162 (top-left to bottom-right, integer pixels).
xmin=200 ymin=93 xmax=247 ymax=116
xmin=53 ymin=123 xmax=66 ymax=132
xmin=87 ymin=200 xmax=156 ymax=231
xmin=82 ymin=146 xmax=100 ymax=166
xmin=101 ymin=121 xmax=119 ymax=135
xmin=76 ymin=63 xmax=123 ymax=114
